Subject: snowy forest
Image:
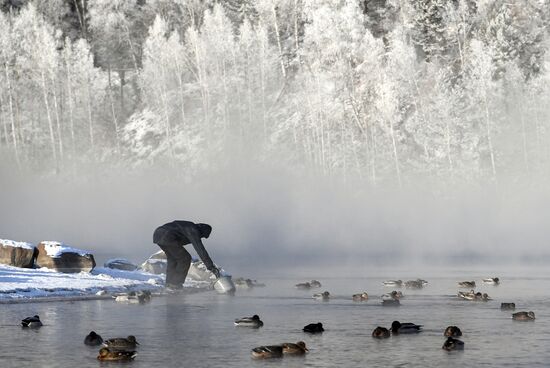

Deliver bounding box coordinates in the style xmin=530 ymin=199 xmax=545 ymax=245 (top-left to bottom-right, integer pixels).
xmin=1 ymin=0 xmax=549 ymax=189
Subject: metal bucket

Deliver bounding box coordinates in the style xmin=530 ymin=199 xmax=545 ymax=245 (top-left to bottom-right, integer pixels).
xmin=213 ymin=276 xmax=236 ymax=294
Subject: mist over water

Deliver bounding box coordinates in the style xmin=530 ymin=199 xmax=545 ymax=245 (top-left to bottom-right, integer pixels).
xmin=2 ymin=155 xmax=549 ymax=277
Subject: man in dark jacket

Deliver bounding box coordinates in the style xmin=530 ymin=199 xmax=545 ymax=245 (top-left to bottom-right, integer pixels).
xmin=153 ymin=220 xmax=220 ymax=289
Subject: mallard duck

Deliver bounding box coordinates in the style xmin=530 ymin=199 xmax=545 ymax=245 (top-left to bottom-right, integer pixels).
xmin=21 ymin=315 xmax=42 ymax=328
xmin=457 ymin=290 xmax=476 ymax=300
xmin=442 ymin=337 xmax=464 ymax=351
xmin=476 ymin=292 xmax=491 ymax=301
xmin=458 ymin=281 xmax=476 ymax=288
xmin=295 ymin=282 xmax=311 ymax=290
xmin=512 ymin=311 xmax=535 ymax=321
xmin=404 ymin=279 xmax=424 ymax=289
xmin=310 ymin=280 xmax=322 ymax=288
xmin=501 ymin=302 xmax=516 ymax=310
xmin=251 ymin=345 xmax=283 ymax=359
xmin=234 ymin=315 xmax=263 ymax=328
xmin=444 ymin=326 xmax=462 ymax=337
xmin=313 ymin=291 xmax=330 ymax=300
xmin=391 ymin=321 xmax=422 ymax=334
xmin=282 ymin=341 xmax=308 ymax=355
xmin=382 ymin=299 xmax=400 ymax=306
xmin=102 ymin=336 xmax=139 ymax=351
xmin=383 ymin=280 xmax=403 ymax=287
xmin=97 ymin=348 xmax=137 ymax=361
xmin=372 ymin=326 xmax=390 ymax=338
xmin=352 ymin=292 xmax=369 ymax=301
xmin=483 ymin=277 xmax=500 ymax=285
xmin=303 ymin=322 xmax=324 ymax=333
xmin=84 ymin=331 xmax=104 ymax=346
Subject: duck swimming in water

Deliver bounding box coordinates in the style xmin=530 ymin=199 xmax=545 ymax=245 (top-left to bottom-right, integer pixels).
xmin=295 ymin=282 xmax=311 ymax=290
xmin=21 ymin=315 xmax=42 ymax=328
xmin=501 ymin=302 xmax=516 ymax=310
xmin=457 ymin=290 xmax=476 ymax=300
xmin=352 ymin=292 xmax=369 ymax=301
xmin=282 ymin=341 xmax=308 ymax=355
xmin=372 ymin=326 xmax=390 ymax=338
xmin=444 ymin=326 xmax=462 ymax=337
xmin=234 ymin=315 xmax=263 ymax=328
xmin=512 ymin=311 xmax=535 ymax=321
xmin=303 ymin=322 xmax=324 ymax=333
xmin=483 ymin=277 xmax=500 ymax=285
xmin=383 ymin=280 xmax=403 ymax=287
xmin=97 ymin=348 xmax=137 ymax=361
xmin=102 ymin=336 xmax=139 ymax=351
xmin=310 ymin=280 xmax=322 ymax=288
xmin=404 ymin=279 xmax=426 ymax=289
xmin=476 ymin=292 xmax=491 ymax=301
xmin=458 ymin=281 xmax=476 ymax=288
xmin=251 ymin=345 xmax=283 ymax=359
xmin=313 ymin=291 xmax=330 ymax=300
xmin=442 ymin=337 xmax=464 ymax=351
xmin=391 ymin=321 xmax=422 ymax=334
xmin=84 ymin=331 xmax=104 ymax=346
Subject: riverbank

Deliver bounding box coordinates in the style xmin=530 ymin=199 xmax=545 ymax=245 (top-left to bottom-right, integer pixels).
xmin=0 ymin=264 xmax=209 ymax=303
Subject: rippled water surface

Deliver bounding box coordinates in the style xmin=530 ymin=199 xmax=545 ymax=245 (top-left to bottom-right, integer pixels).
xmin=1 ymin=270 xmax=549 ymax=367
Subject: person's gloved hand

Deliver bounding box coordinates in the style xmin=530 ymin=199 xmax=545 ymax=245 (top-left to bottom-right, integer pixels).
xmin=211 ymin=267 xmax=221 ymax=278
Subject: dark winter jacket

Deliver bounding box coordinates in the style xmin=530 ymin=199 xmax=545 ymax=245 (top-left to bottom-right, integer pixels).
xmin=153 ymin=220 xmax=215 ymax=271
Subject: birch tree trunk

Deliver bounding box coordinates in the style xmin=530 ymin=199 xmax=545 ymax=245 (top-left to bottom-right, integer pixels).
xmin=64 ymin=48 xmax=76 ymax=154
xmin=4 ymin=63 xmax=20 ymax=167
xmin=40 ymin=69 xmax=58 ymax=168
xmin=271 ymin=4 xmax=286 ymax=78
xmin=50 ymin=74 xmax=64 ymax=163
xmin=483 ymin=92 xmax=497 ymax=181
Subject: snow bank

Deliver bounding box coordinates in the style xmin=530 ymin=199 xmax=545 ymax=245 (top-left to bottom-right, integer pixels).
xmin=0 ymin=264 xmax=210 ymax=302
xmin=40 ymin=241 xmax=89 ymax=257
xmin=0 ymin=239 xmax=34 ymax=250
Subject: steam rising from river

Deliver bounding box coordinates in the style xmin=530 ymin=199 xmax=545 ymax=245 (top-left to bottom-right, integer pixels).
xmin=1 ymin=156 xmax=549 ymax=277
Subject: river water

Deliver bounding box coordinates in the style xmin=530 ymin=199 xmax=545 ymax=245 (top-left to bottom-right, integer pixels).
xmin=0 ymin=270 xmax=548 ymax=367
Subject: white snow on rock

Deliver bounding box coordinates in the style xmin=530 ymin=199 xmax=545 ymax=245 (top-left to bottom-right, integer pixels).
xmin=0 ymin=264 xmax=210 ymax=302
xmin=0 ymin=239 xmax=34 ymax=250
xmin=40 ymin=241 xmax=90 ymax=257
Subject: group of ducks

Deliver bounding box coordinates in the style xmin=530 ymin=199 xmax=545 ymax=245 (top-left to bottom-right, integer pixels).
xmin=84 ymin=332 xmax=139 ymax=361
xmin=234 ymin=314 xmax=313 ymax=359
xmin=295 ymin=280 xmax=322 ymax=289
xmin=498 ymin=303 xmax=535 ymax=320
xmin=21 ymin=315 xmax=139 ymax=361
xmin=383 ymin=279 xmax=428 ymax=289
xmin=372 ymin=322 xmax=464 ymax=351
xmin=456 ymin=278 xmax=499 ymax=301
xmin=287 ymin=276 xmax=535 ymax=355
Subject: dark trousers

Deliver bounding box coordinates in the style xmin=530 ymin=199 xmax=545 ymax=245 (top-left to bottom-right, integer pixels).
xmin=154 ymin=229 xmax=192 ymax=286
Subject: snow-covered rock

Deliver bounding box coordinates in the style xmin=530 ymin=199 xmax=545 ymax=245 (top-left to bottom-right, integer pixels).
xmin=139 ymin=250 xmax=167 ymax=274
xmin=35 ymin=241 xmax=96 ymax=273
xmin=188 ymin=259 xmax=217 ymax=281
xmin=0 ymin=239 xmax=37 ymax=268
xmin=104 ymin=258 xmax=138 ymax=271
